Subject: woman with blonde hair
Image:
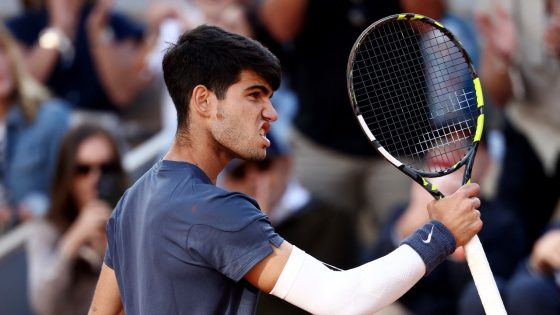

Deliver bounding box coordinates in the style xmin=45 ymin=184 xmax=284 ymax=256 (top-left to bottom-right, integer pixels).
xmin=0 ymin=23 xmax=69 ymax=231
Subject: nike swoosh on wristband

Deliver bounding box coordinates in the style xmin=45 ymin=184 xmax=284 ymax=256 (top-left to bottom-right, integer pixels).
xmin=422 ymin=225 xmax=434 ymax=244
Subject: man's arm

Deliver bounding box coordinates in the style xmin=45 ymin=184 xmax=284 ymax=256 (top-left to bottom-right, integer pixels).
xmin=88 ymin=263 xmax=124 ymax=315
xmin=244 ymin=183 xmax=482 ymax=314
xmin=245 ymin=240 xmax=293 ymax=293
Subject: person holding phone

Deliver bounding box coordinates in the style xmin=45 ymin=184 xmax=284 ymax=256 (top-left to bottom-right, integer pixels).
xmin=26 ymin=123 xmax=127 ymax=315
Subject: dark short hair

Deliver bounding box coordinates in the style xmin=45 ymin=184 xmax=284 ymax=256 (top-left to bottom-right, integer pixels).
xmin=162 ymin=25 xmax=282 ymax=130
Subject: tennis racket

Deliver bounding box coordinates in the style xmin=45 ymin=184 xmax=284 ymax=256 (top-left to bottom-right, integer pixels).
xmin=347 ymin=13 xmax=505 ymax=314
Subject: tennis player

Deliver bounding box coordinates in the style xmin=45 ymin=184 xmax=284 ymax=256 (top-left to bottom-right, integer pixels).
xmin=88 ymin=25 xmax=483 ymax=315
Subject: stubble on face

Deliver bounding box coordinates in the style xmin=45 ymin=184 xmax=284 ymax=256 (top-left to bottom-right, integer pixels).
xmin=212 ymin=101 xmax=266 ymax=162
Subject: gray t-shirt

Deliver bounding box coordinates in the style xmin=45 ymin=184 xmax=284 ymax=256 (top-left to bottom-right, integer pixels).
xmin=104 ymin=160 xmax=284 ymax=314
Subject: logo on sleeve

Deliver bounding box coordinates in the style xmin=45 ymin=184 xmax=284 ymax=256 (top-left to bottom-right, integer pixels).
xmin=422 ymin=225 xmax=434 ymax=244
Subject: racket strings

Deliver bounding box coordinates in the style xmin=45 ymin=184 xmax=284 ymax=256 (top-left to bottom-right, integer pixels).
xmin=358 ymin=21 xmax=440 ymax=156
xmin=358 ymin=23 xmax=434 ymax=160
xmin=351 ymin=18 xmax=478 ymax=173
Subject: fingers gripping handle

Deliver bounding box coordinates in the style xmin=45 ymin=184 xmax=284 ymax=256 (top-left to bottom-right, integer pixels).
xmin=464 ymin=235 xmax=507 ymax=315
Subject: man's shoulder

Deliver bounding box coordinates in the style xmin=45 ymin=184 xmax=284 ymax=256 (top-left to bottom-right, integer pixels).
xmin=121 ymin=165 xmax=267 ymax=231
xmin=190 ymin=188 xmax=267 ymax=231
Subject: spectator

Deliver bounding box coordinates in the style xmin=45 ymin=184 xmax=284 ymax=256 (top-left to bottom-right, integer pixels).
xmin=26 ymin=123 xmax=128 ymax=315
xmin=5 ymin=0 xmax=151 ymax=113
xmin=505 ymin=223 xmax=560 ymax=315
xmin=476 ymin=0 xmax=560 ymax=250
xmin=220 ymin=133 xmax=359 ymax=314
xmin=0 ymin=23 xmax=69 ymax=231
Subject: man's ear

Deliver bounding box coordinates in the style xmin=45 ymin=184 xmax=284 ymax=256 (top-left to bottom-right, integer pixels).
xmin=191 ymin=85 xmax=212 ymax=118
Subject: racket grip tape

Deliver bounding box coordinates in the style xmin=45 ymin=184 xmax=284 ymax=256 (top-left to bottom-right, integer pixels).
xmin=464 ymin=235 xmax=507 ymax=315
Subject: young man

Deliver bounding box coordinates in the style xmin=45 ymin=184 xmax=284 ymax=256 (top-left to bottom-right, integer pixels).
xmin=89 ymin=25 xmax=483 ymax=315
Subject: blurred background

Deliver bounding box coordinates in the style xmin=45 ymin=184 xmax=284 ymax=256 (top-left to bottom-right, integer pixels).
xmin=0 ymin=0 xmax=558 ymax=314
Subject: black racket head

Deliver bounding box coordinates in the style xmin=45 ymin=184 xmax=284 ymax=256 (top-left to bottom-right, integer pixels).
xmin=347 ymin=13 xmax=484 ymax=178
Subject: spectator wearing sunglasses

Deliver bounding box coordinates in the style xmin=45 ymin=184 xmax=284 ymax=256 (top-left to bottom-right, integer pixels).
xmin=26 ymin=123 xmax=128 ymax=315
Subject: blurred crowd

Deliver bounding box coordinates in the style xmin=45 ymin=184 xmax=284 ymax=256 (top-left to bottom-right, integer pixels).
xmin=0 ymin=0 xmax=558 ymax=314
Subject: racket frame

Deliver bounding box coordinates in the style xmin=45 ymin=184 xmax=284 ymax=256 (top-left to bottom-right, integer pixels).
xmin=347 ymin=13 xmax=507 ymax=315
xmin=347 ymin=13 xmax=485 ymax=199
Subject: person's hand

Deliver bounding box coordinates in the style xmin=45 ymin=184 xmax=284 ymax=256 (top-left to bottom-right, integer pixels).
xmin=545 ymin=2 xmax=560 ymax=58
xmin=146 ymin=0 xmax=194 ymax=31
xmin=86 ymin=0 xmax=113 ymax=44
xmin=215 ymin=4 xmax=253 ymax=37
xmin=395 ymin=172 xmax=463 ymax=240
xmin=83 ymin=200 xmax=111 ymax=252
xmin=60 ymin=200 xmax=111 ymax=258
xmin=146 ymin=0 xmax=209 ymax=36
xmin=427 ymin=183 xmax=482 ymax=247
xmin=475 ymin=5 xmax=517 ymax=65
xmin=75 ymin=200 xmax=111 ymax=242
xmin=529 ymin=229 xmax=560 ymax=274
xmin=47 ymin=0 xmax=81 ymax=37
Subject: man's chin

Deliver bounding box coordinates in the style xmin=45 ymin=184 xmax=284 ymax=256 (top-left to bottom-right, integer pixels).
xmin=239 ymin=149 xmax=266 ymax=162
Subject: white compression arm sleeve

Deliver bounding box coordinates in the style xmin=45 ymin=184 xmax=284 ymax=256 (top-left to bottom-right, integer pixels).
xmin=270 ymin=245 xmax=424 ymax=315
xmin=270 ymin=220 xmax=457 ymax=314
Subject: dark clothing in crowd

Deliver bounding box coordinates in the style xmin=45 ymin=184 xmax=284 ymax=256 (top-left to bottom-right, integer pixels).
xmin=6 ymin=4 xmax=144 ymax=112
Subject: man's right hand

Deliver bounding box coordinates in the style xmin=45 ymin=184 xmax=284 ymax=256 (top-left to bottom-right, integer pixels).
xmin=427 ymin=183 xmax=483 ymax=247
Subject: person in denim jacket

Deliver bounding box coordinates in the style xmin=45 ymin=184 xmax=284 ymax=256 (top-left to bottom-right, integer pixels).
xmin=0 ymin=23 xmax=69 ymax=231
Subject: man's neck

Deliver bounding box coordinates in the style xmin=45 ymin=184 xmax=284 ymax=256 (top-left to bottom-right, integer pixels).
xmin=163 ymin=138 xmax=230 ymax=184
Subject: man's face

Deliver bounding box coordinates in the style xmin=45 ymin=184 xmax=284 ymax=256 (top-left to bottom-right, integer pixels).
xmin=209 ymin=70 xmax=277 ymax=161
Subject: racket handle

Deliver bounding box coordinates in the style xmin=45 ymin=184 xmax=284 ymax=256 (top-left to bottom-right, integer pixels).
xmin=464 ymin=235 xmax=507 ymax=315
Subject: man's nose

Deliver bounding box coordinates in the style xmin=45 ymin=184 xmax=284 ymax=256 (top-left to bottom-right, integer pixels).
xmin=263 ymin=101 xmax=278 ymax=122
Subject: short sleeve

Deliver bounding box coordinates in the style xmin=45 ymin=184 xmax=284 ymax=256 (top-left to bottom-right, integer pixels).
xmin=187 ymin=217 xmax=283 ymax=282
xmin=104 ymin=215 xmax=115 ymax=269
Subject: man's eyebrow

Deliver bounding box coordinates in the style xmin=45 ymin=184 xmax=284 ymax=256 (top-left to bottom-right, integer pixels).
xmin=246 ymin=84 xmax=272 ymax=97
